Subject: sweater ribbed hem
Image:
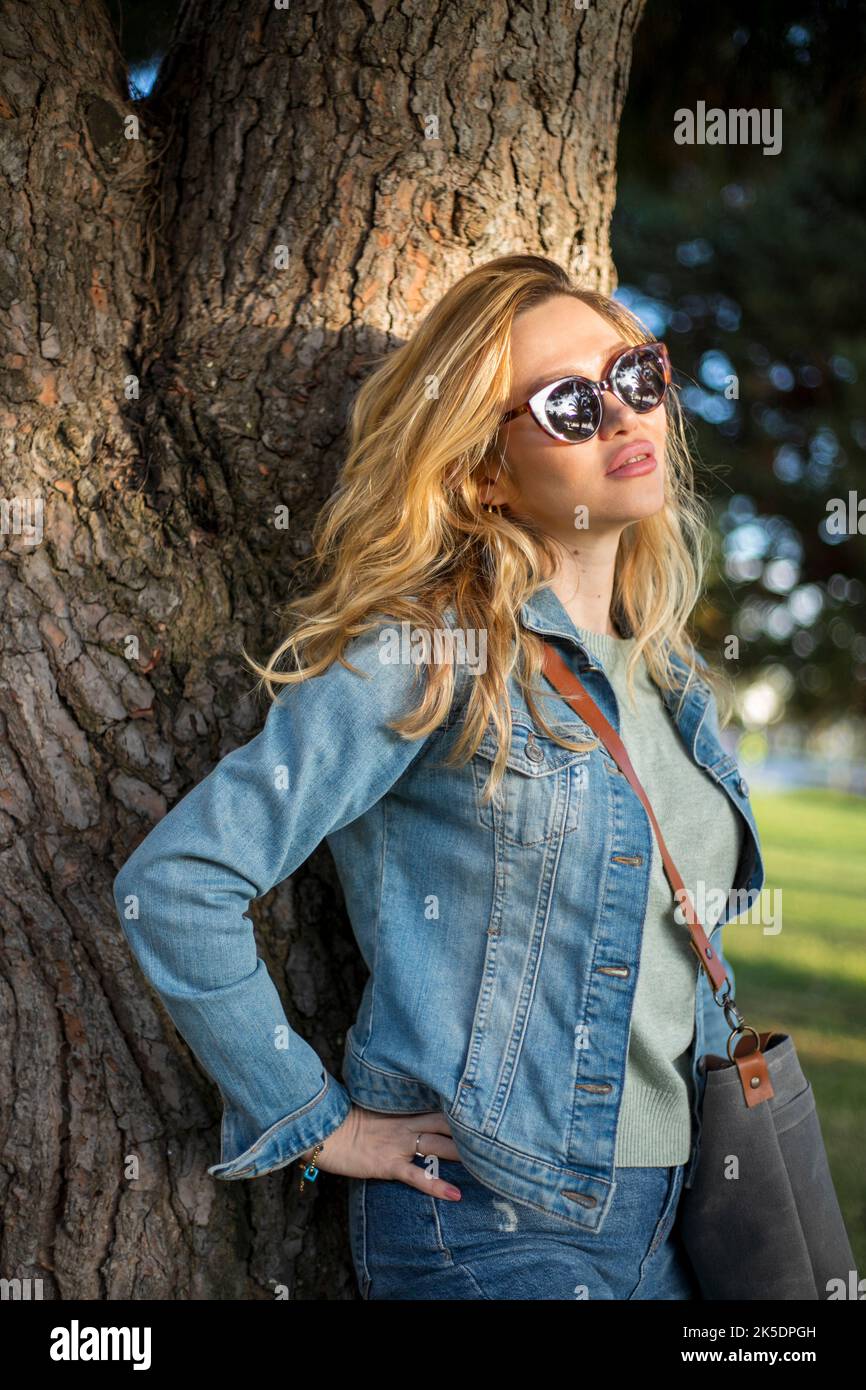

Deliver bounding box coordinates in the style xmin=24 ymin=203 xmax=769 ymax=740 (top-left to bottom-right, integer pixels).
xmin=613 ymin=1081 xmax=694 ymax=1167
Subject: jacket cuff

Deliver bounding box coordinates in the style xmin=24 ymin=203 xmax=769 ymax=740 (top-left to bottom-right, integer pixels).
xmin=208 ymin=1071 xmax=353 ymax=1181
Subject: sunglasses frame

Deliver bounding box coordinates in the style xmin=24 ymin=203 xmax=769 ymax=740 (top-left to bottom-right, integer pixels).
xmin=500 ymin=340 xmax=672 ymax=444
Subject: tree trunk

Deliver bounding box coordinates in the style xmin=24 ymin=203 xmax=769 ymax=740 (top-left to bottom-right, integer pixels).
xmin=0 ymin=0 xmax=646 ymax=1299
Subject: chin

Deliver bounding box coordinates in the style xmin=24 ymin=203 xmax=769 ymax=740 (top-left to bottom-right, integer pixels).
xmin=613 ymin=486 xmax=666 ymax=525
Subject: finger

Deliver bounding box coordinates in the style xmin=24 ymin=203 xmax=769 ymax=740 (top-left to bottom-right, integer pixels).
xmin=394 ymin=1160 xmax=462 ymax=1201
xmin=410 ymin=1135 xmax=462 ymax=1162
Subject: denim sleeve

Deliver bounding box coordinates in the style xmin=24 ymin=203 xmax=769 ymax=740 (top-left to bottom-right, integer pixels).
xmin=113 ymin=620 xmax=449 ymax=1181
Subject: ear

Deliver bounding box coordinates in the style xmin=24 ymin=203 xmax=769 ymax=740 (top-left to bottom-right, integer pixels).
xmin=480 ymin=475 xmax=512 ymax=508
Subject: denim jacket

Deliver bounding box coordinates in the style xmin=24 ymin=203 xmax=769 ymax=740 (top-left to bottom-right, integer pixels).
xmin=113 ymin=583 xmax=764 ymax=1233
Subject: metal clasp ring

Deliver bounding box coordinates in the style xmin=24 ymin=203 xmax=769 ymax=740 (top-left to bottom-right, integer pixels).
xmin=726 ymin=1024 xmax=761 ymax=1064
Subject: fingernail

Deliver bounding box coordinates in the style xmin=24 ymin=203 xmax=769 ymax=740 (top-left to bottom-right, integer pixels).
xmin=444 ymin=1186 xmax=461 ymax=1200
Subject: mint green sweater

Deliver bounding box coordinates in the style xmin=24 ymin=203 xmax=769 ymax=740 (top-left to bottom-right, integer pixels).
xmin=572 ymin=626 xmax=745 ymax=1167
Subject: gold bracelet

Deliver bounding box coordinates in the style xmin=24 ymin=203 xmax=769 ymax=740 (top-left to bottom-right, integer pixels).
xmin=298 ymin=1141 xmax=325 ymax=1192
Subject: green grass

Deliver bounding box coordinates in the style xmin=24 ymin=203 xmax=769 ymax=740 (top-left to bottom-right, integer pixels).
xmin=720 ymin=787 xmax=866 ymax=1277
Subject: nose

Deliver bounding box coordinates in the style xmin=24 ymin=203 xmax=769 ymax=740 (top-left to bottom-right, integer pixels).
xmin=597 ymin=387 xmax=642 ymax=439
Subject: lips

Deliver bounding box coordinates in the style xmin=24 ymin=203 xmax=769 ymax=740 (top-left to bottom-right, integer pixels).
xmin=605 ymin=441 xmax=656 ymax=475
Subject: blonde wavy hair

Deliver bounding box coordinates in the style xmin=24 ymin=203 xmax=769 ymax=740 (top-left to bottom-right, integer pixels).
xmin=244 ymin=253 xmax=732 ymax=797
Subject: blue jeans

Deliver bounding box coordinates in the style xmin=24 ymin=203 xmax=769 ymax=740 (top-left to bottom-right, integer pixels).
xmin=347 ymin=1156 xmax=701 ymax=1300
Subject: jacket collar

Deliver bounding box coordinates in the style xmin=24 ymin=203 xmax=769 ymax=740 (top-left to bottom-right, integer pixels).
xmin=519 ymin=583 xmax=710 ymax=716
xmin=519 ymin=583 xmax=601 ymax=663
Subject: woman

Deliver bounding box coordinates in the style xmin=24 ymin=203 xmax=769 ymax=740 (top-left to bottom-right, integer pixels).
xmin=113 ymin=254 xmax=764 ymax=1300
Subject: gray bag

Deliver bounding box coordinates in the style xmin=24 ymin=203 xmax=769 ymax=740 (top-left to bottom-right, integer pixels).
xmin=540 ymin=642 xmax=858 ymax=1301
xmin=678 ymin=1030 xmax=856 ymax=1299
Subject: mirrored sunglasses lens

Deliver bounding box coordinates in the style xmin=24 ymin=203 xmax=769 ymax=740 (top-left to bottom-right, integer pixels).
xmin=544 ymin=379 xmax=601 ymax=440
xmin=612 ymin=348 xmax=667 ymax=411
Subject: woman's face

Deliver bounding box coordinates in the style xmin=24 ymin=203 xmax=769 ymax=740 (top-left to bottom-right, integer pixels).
xmin=487 ymin=295 xmax=667 ymax=535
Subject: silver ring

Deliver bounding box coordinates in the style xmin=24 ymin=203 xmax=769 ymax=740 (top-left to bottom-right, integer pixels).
xmin=414 ymin=1132 xmax=425 ymax=1157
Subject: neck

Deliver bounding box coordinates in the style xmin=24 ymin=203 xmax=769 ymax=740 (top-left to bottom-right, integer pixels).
xmin=545 ymin=531 xmax=624 ymax=636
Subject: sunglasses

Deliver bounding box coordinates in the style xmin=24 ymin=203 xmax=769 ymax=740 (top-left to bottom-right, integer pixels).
xmin=500 ymin=341 xmax=672 ymax=444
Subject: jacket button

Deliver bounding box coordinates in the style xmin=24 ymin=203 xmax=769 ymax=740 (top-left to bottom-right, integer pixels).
xmin=737 ymin=777 xmax=749 ymax=796
xmin=525 ymin=736 xmax=545 ymax=763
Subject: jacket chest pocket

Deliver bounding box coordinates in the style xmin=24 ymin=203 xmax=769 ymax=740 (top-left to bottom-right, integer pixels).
xmin=471 ymin=719 xmax=596 ymax=847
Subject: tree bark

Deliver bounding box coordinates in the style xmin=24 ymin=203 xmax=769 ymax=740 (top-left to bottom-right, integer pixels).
xmin=0 ymin=0 xmax=646 ymax=1299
